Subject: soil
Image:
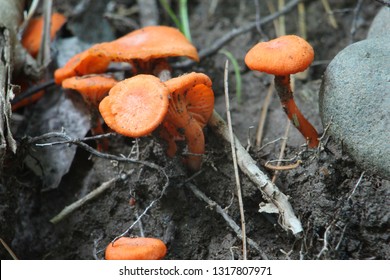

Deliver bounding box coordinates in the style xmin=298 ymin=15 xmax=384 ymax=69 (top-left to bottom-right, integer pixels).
xmin=1 ymin=0 xmax=389 ymax=260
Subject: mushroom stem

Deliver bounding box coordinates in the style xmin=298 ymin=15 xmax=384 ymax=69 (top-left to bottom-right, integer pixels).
xmin=274 ymin=75 xmax=319 ymax=148
xmin=183 ymin=119 xmax=205 ymax=172
xmin=90 ymin=117 xmax=108 ymax=151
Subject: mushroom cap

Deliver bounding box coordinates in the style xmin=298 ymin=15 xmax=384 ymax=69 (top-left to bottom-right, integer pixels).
xmin=54 ymin=47 xmax=111 ymax=85
xmin=22 ymin=13 xmax=67 ymax=57
xmin=61 ymin=75 xmax=118 ymax=105
xmin=105 ymin=237 xmax=167 ymax=260
xmin=89 ymin=25 xmax=199 ymax=63
xmin=164 ymin=72 xmax=214 ymax=128
xmin=245 ymin=35 xmax=314 ymax=76
xmin=99 ymin=74 xmax=169 ymax=138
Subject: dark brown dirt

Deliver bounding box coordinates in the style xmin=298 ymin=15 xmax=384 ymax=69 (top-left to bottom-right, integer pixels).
xmin=1 ymin=0 xmax=389 ymax=260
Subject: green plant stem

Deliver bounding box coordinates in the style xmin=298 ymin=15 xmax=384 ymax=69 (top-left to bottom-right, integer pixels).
xmin=159 ymin=0 xmax=183 ymax=31
xmin=179 ymin=0 xmax=192 ymax=42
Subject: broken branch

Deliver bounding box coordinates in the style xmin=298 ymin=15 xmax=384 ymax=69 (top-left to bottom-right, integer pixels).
xmin=208 ymin=110 xmax=303 ymax=236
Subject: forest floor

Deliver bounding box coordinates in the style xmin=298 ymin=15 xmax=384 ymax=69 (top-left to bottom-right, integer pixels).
xmin=1 ymin=0 xmax=389 ymax=260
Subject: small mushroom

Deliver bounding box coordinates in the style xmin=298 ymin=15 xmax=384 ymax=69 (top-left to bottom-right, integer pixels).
xmin=162 ymin=72 xmax=214 ymax=171
xmin=12 ymin=13 xmax=67 ymax=110
xmin=54 ymin=48 xmax=111 ymax=85
xmin=89 ymin=25 xmax=199 ymax=76
xmin=245 ymin=35 xmax=319 ymax=147
xmin=21 ymin=12 xmax=67 ymax=57
xmin=105 ymin=237 xmax=167 ymax=260
xmin=62 ymin=74 xmax=118 ymax=105
xmin=98 ymin=75 xmax=170 ymax=138
xmin=62 ymin=74 xmax=118 ymax=149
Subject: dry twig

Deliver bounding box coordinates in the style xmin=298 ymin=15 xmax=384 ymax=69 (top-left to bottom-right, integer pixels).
xmin=208 ymin=111 xmax=303 ymax=236
xmin=50 ymin=170 xmax=134 ymax=224
xmin=0 ymin=238 xmax=18 ymax=260
xmin=321 ymin=0 xmax=338 ymax=29
xmin=223 ymin=60 xmax=247 ymax=259
xmin=186 ymin=182 xmax=268 ymax=260
xmin=271 ymin=120 xmax=291 ymax=183
xmin=255 ymin=80 xmax=274 ymax=147
xmin=28 ymin=131 xmax=165 ymax=172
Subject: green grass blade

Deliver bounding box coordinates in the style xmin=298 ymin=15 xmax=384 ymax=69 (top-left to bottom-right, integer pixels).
xmin=159 ymin=0 xmax=183 ymax=31
xmin=179 ymin=0 xmax=192 ymax=42
xmin=219 ymin=49 xmax=243 ymax=104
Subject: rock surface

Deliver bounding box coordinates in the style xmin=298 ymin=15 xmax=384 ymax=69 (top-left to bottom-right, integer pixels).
xmin=367 ymin=7 xmax=390 ymax=39
xmin=319 ymin=38 xmax=390 ymax=179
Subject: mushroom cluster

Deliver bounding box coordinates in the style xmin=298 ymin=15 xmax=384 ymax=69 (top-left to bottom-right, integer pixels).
xmin=55 ymin=25 xmax=215 ymax=171
xmin=51 ymin=24 xmax=322 ymax=259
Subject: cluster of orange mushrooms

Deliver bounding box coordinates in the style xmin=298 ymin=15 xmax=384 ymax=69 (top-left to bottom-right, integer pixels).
xmin=20 ymin=21 xmax=320 ymax=259
xmin=55 ymin=26 xmax=214 ymax=172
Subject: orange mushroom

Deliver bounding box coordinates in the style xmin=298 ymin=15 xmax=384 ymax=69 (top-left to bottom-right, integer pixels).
xmin=21 ymin=12 xmax=67 ymax=57
xmin=62 ymin=74 xmax=118 ymax=105
xmin=62 ymin=74 xmax=118 ymax=149
xmin=99 ymin=75 xmax=170 ymax=138
xmin=89 ymin=25 xmax=199 ymax=75
xmin=245 ymin=35 xmax=319 ymax=148
xmin=54 ymin=48 xmax=111 ymax=85
xmin=162 ymin=72 xmax=214 ymax=171
xmin=54 ymin=26 xmax=198 ymax=84
xmin=105 ymin=237 xmax=167 ymax=260
xmin=12 ymin=13 xmax=67 ymax=110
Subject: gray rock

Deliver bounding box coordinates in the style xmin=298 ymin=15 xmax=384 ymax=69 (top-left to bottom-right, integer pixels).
xmin=319 ymin=38 xmax=390 ymax=179
xmin=367 ymin=7 xmax=390 ymax=39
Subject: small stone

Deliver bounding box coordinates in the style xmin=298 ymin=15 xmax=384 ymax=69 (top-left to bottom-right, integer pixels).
xmin=319 ymin=38 xmax=390 ymax=179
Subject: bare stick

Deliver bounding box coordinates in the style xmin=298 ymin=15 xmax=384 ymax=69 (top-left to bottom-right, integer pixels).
xmin=0 ymin=238 xmax=18 ymax=260
xmin=223 ymin=60 xmax=247 ymax=259
xmin=316 ymin=224 xmax=332 ymax=259
xmin=272 ymin=120 xmax=291 ymax=183
xmin=137 ymin=0 xmax=159 ymax=27
xmin=277 ymin=0 xmax=286 ymax=37
xmin=254 ymin=0 xmax=269 ymax=40
xmin=321 ymin=0 xmax=338 ymax=29
xmin=50 ymin=170 xmax=134 ymax=224
xmin=208 ymin=110 xmax=303 ymax=236
xmin=335 ymin=224 xmax=348 ymax=251
xmin=255 ymin=80 xmax=274 ymax=147
xmin=265 ymin=159 xmax=302 ymax=170
xmin=28 ymin=131 xmax=164 ymax=171
xmin=186 ymin=182 xmax=268 ymax=260
xmin=11 ymin=78 xmax=55 ymax=105
xmin=0 ymin=0 xmax=24 ymax=166
xmin=347 ymin=171 xmax=365 ymax=201
xmin=18 ymin=0 xmax=41 ymax=37
xmin=37 ymin=0 xmax=52 ymax=68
